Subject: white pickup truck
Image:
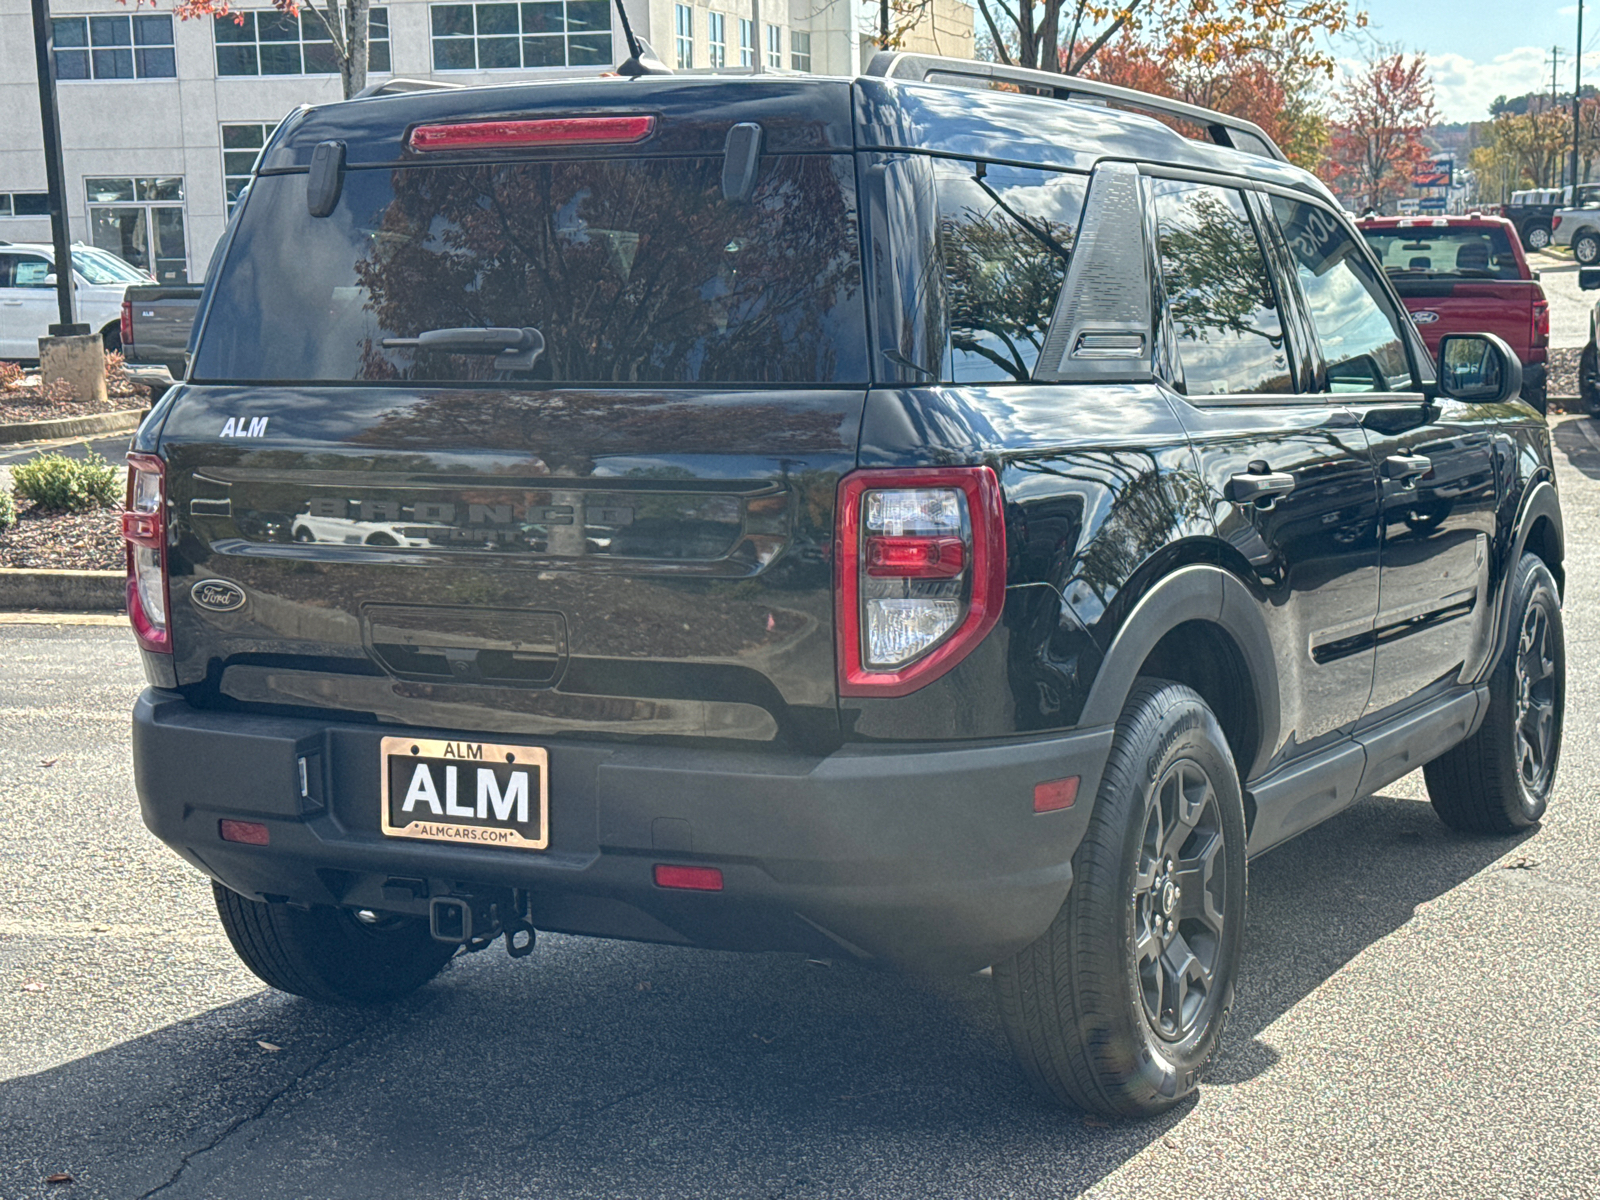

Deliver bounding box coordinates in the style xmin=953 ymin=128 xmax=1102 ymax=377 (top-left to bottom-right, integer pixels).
xmin=0 ymin=241 xmax=151 ymax=360
xmin=1551 ymin=203 xmax=1600 ymax=264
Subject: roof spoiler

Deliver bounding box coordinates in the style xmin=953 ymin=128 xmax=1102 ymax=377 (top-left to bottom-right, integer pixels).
xmin=863 ymin=51 xmax=1287 ymax=163
xmin=353 ymin=77 xmax=465 ymax=99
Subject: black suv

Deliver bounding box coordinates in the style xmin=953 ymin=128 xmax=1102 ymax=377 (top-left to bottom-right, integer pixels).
xmin=127 ymin=53 xmax=1566 ymax=1117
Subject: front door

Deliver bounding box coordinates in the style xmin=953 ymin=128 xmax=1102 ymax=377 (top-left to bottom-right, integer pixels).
xmin=0 ymin=252 xmax=60 ymax=359
xmin=1148 ymin=177 xmax=1382 ymax=764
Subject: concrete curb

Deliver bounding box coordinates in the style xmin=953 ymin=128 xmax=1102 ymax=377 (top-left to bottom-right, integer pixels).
xmin=0 ymin=408 xmax=148 ymax=446
xmin=0 ymin=568 xmax=124 ymax=612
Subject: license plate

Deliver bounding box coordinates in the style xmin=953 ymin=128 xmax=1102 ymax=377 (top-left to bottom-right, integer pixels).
xmin=380 ymin=736 xmax=549 ymax=851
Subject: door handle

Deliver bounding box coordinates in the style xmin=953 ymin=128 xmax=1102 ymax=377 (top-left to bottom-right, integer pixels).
xmin=1228 ymin=468 xmax=1296 ymax=506
xmin=1383 ymin=454 xmax=1432 ymax=483
xmin=1 ymin=300 xmax=22 ymax=307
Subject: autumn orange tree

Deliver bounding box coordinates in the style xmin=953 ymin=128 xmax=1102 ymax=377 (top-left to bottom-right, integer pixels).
xmin=975 ymin=0 xmax=1364 ymax=78
xmin=1325 ymin=50 xmax=1437 ymax=214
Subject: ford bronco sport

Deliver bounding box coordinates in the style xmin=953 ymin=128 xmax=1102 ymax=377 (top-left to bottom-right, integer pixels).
xmin=127 ymin=52 xmax=1567 ymax=1117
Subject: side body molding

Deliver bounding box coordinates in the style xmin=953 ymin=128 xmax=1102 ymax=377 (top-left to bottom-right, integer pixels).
xmin=1077 ymin=563 xmax=1282 ymax=783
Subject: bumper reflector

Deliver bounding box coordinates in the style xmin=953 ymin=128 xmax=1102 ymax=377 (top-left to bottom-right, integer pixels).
xmin=653 ymin=864 xmax=723 ymax=891
xmin=1033 ymin=776 xmax=1080 ymax=813
xmin=219 ymin=819 xmax=270 ymax=846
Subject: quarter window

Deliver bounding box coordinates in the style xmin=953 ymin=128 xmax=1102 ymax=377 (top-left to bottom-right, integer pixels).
xmin=1271 ymin=196 xmax=1414 ymax=393
xmin=1150 ymin=179 xmax=1293 ymax=397
xmin=216 ymin=8 xmax=391 ymax=76
xmin=53 ymin=14 xmax=176 ymax=80
xmin=936 ymin=160 xmax=1086 ymax=383
xmin=790 ymin=30 xmax=810 ymax=71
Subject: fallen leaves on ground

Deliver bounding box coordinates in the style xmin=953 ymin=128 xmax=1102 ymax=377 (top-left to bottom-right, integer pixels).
xmin=257 ymin=1041 xmax=282 ymax=1052
xmin=45 ymin=1172 xmax=74 ymax=1184
xmin=0 ymin=502 xmax=121 ymax=570
xmin=20 ymin=980 xmax=46 ymax=993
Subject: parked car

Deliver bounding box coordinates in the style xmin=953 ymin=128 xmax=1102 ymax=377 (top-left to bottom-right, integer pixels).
xmin=1552 ymin=199 xmax=1600 ymax=264
xmin=0 ymin=241 xmax=151 ymax=360
xmin=1502 ymin=184 xmax=1600 ymax=251
xmin=1357 ymin=214 xmax=1550 ymax=409
xmin=126 ymin=54 xmax=1566 ymax=1118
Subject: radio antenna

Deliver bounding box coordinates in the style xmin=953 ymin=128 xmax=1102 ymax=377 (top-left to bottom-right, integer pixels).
xmin=610 ymin=0 xmax=671 ymax=75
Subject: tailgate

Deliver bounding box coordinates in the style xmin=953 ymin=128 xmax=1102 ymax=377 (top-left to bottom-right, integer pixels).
xmin=1386 ymin=279 xmax=1541 ymax=360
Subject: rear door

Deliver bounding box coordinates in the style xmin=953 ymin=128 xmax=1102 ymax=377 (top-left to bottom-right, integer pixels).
xmin=1269 ymin=195 xmax=1499 ymax=718
xmin=1147 ymin=176 xmax=1382 ymax=763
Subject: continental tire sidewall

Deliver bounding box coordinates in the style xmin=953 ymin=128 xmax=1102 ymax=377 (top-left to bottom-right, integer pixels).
xmin=1105 ymin=694 xmax=1247 ymax=1107
xmin=1500 ymin=558 xmax=1565 ymax=822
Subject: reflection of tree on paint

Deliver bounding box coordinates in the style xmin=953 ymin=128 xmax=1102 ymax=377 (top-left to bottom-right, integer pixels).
xmin=943 ymin=207 xmax=1073 ymax=381
xmin=352 ymin=155 xmax=866 ymax=385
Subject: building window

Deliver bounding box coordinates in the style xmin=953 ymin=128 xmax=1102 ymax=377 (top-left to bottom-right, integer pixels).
xmin=221 ymin=124 xmax=275 ymax=214
xmin=765 ymin=24 xmax=781 ymax=69
xmin=739 ymin=17 xmax=753 ymax=66
xmin=84 ymin=177 xmax=189 ymax=284
xmin=0 ymin=193 xmax=50 ymax=217
xmin=790 ymin=29 xmax=809 ymax=71
xmin=216 ymin=8 xmax=390 ymax=76
xmin=430 ymin=2 xmax=612 ymax=70
xmin=674 ymin=4 xmax=692 ymax=69
xmin=707 ymin=11 xmax=725 ymax=68
xmin=53 ymin=14 xmax=175 ymax=80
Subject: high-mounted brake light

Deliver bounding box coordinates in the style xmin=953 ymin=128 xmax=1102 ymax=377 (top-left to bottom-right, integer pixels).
xmin=407 ymin=115 xmax=656 ymax=153
xmin=123 ymin=452 xmax=170 ymax=654
xmin=835 ymin=467 xmax=1006 ymax=698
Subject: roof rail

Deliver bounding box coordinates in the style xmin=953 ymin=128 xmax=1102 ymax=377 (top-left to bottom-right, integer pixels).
xmin=864 ymin=51 xmax=1287 ymax=163
xmin=353 ymin=77 xmax=465 ymax=99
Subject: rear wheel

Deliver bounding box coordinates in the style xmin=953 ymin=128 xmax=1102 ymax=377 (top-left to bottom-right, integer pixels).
xmin=1575 ymin=231 xmax=1600 ymax=265
xmin=1526 ymin=224 xmax=1552 ymax=251
xmin=1582 ymin=341 xmax=1600 ymax=415
xmin=213 ymin=882 xmax=456 ymax=1004
xmin=993 ymin=680 xmax=1247 ymax=1116
xmin=1424 ymin=553 xmax=1564 ymax=833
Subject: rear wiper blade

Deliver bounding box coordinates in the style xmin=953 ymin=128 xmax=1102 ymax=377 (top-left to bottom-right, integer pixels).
xmin=382 ymin=326 xmax=545 ymax=370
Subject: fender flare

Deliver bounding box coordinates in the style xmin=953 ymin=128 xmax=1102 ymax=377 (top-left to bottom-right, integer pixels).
xmin=1078 ymin=563 xmax=1282 ymax=782
xmin=1480 ymin=478 xmax=1564 ymax=682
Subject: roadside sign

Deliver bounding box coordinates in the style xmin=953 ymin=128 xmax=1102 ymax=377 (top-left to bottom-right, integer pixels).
xmin=1418 ymin=196 xmax=1447 ymax=212
xmin=1414 ymin=160 xmax=1453 ymax=188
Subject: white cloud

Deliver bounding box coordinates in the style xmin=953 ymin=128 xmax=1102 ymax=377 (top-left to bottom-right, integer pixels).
xmin=1336 ymin=46 xmax=1594 ymax=122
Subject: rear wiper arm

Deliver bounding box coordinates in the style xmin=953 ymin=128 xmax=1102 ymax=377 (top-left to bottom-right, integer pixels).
xmin=382 ymin=326 xmax=545 ymax=370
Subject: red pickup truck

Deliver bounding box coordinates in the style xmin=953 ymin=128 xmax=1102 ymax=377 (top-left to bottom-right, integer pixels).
xmin=1357 ymin=215 xmax=1550 ymax=410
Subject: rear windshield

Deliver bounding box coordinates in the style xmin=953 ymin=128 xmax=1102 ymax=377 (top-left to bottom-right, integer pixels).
xmin=1361 ymin=226 xmax=1521 ymax=280
xmin=191 ymin=155 xmax=867 ymax=385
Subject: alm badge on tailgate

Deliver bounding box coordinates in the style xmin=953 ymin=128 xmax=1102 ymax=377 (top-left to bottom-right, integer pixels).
xmin=380 ymin=736 xmax=550 ymax=851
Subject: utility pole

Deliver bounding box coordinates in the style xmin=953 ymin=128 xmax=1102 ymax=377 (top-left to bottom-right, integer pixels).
xmin=28 ymin=0 xmax=80 ymax=333
xmin=1576 ymin=0 xmax=1587 ymax=191
xmin=1551 ymin=46 xmax=1567 ymax=185
xmin=880 ymin=0 xmax=889 ymax=48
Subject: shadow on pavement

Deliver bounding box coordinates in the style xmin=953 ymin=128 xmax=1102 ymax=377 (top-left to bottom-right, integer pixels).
xmin=0 ymin=790 xmax=1526 ymax=1200
xmin=1552 ymin=416 xmax=1600 ymax=481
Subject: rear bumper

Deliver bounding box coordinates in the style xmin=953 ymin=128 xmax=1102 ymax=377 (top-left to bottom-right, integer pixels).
xmin=132 ymin=690 xmax=1112 ymax=973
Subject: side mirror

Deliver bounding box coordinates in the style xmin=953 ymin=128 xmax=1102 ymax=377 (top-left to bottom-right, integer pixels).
xmin=42 ymin=273 xmax=57 ymax=287
xmin=1580 ymin=266 xmax=1600 ymax=291
xmin=1437 ymin=333 xmax=1524 ymax=406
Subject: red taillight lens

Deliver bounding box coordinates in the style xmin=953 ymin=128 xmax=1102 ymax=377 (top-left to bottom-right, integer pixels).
xmin=835 ymin=467 xmax=1005 ymax=698
xmin=119 ymin=298 xmax=132 ymax=349
xmin=653 ymin=864 xmax=723 ymax=891
xmin=1034 ymin=776 xmax=1080 ymax=813
xmin=1552 ymin=214 xmax=1562 ymax=231
xmin=407 ymin=115 xmax=656 ymax=153
xmin=123 ymin=452 xmax=170 ymax=654
xmin=219 ymin=819 xmax=270 ymax=846
xmin=1533 ymin=299 xmax=1550 ymax=347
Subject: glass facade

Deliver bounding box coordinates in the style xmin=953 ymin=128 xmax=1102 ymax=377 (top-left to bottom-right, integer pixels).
xmin=53 ymin=14 xmax=176 ymax=80
xmin=216 ymin=8 xmax=390 ymax=76
xmin=430 ymin=1 xmax=611 ymax=69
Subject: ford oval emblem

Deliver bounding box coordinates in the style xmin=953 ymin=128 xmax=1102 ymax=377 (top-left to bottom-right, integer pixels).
xmin=1413 ymin=310 xmax=1440 ymax=324
xmin=191 ymin=579 xmax=247 ymax=612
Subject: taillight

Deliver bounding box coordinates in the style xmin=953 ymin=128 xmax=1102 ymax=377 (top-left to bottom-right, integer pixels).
xmin=407 ymin=115 xmax=656 ymax=153
xmin=122 ymin=452 xmax=169 ymax=654
xmin=1552 ymin=214 xmax=1563 ymax=231
xmin=1533 ymin=299 xmax=1550 ymax=347
xmin=835 ymin=467 xmax=1005 ymax=697
xmin=119 ymin=298 xmax=132 ymax=350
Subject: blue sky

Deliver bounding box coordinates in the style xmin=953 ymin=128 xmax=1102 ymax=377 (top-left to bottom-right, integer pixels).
xmin=1358 ymin=1 xmax=1597 ymax=121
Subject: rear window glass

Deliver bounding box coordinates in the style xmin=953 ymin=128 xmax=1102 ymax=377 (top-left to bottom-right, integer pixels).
xmin=191 ymin=155 xmax=867 ymax=385
xmin=1361 ymin=226 xmax=1521 ymax=280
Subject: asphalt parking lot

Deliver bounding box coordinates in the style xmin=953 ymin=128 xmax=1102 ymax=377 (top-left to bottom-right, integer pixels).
xmin=2 ymin=424 xmax=1599 ymax=1199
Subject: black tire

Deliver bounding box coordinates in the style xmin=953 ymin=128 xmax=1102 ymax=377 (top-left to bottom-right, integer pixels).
xmin=1576 ymin=232 xmax=1600 ymax=266
xmin=993 ymin=680 xmax=1247 ymax=1116
xmin=1582 ymin=341 xmax=1600 ymax=416
xmin=101 ymin=325 xmax=121 ymax=355
xmin=1526 ymin=224 xmax=1552 ymax=252
xmin=1424 ymin=554 xmax=1564 ymax=833
xmin=213 ymin=882 xmax=456 ymax=1004
xmin=1520 ymin=376 xmax=1547 ymax=415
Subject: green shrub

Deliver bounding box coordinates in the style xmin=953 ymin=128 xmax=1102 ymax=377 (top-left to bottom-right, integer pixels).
xmin=12 ymin=449 xmax=121 ymax=513
xmin=0 ymin=486 xmax=15 ymax=530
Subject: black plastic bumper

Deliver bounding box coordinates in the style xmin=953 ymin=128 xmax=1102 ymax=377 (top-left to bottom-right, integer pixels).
xmin=132 ymin=690 xmax=1112 ymax=973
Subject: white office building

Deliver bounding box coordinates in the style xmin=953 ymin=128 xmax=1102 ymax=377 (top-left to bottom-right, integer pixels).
xmin=0 ymin=0 xmax=969 ymax=284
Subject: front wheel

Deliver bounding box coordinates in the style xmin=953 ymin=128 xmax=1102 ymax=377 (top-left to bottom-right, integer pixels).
xmin=1575 ymin=232 xmax=1600 ymax=265
xmin=213 ymin=883 xmax=457 ymax=1004
xmin=993 ymin=680 xmax=1247 ymax=1116
xmin=1424 ymin=553 xmax=1564 ymax=833
xmin=1527 ymin=224 xmax=1552 ymax=251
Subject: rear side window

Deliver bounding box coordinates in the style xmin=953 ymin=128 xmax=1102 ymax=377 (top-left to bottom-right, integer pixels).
xmin=933 ymin=161 xmax=1086 ymax=383
xmin=1272 ymin=196 xmax=1414 ymax=394
xmin=192 ymin=155 xmax=867 ymax=385
xmin=1150 ymin=179 xmax=1292 ymax=397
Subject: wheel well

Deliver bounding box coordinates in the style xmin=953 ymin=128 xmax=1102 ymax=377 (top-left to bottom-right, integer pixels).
xmin=1524 ymin=514 xmax=1564 ymax=596
xmin=1137 ymin=620 xmax=1261 ymax=820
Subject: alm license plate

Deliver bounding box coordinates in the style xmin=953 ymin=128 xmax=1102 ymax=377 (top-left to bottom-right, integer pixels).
xmin=380 ymin=736 xmax=550 ymax=851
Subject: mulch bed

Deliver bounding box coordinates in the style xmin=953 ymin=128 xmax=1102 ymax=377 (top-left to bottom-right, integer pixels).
xmin=0 ymin=501 xmax=122 ymax=570
xmin=0 ymin=358 xmax=149 ymax=424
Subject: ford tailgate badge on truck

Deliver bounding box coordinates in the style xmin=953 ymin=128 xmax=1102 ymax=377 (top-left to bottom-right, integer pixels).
xmin=191 ymin=580 xmax=247 ymax=612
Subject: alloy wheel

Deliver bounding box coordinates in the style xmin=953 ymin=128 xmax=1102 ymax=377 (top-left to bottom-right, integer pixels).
xmin=1514 ymin=602 xmax=1558 ymax=794
xmin=1133 ymin=759 xmax=1229 ymax=1043
xmin=1530 ymin=227 xmax=1551 ymax=250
